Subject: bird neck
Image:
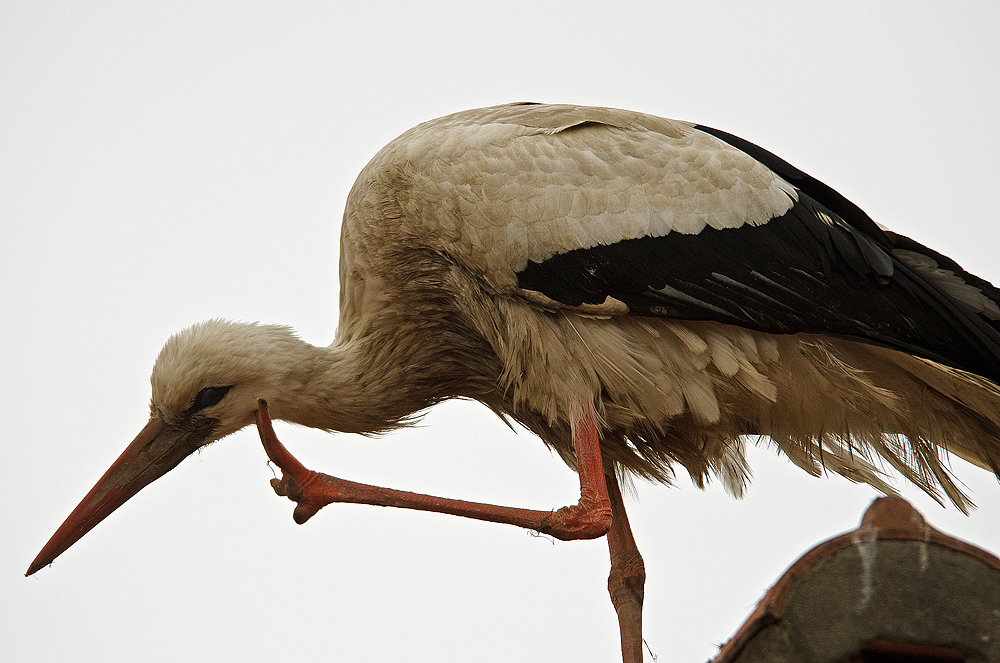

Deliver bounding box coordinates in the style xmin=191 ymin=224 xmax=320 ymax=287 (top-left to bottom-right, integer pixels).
xmin=263 ymin=340 xmax=387 ymax=435
xmin=273 ymin=325 xmax=485 ymax=435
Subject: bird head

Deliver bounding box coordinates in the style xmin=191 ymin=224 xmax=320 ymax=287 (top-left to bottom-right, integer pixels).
xmin=149 ymin=320 xmax=307 ymax=437
xmin=26 ymin=320 xmax=307 ymax=575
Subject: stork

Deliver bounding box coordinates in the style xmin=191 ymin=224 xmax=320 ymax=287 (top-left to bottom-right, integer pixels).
xmin=27 ymin=103 xmax=1000 ymax=663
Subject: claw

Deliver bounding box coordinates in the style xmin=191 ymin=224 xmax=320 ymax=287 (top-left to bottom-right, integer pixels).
xmin=292 ymin=503 xmax=321 ymax=524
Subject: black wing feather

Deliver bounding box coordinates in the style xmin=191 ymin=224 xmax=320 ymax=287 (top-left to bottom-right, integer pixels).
xmin=516 ymin=129 xmax=1000 ymax=384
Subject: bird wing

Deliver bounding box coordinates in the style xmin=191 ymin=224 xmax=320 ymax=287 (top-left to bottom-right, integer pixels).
xmin=371 ymin=103 xmax=1000 ymax=383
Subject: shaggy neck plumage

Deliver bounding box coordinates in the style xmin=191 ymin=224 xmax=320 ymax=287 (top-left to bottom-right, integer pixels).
xmin=269 ymin=339 xmax=406 ymax=435
xmin=274 ymin=319 xmax=500 ymax=435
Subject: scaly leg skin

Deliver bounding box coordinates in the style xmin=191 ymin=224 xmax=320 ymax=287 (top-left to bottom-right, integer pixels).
xmin=606 ymin=472 xmax=647 ymax=663
xmin=254 ymin=398 xmax=612 ymax=541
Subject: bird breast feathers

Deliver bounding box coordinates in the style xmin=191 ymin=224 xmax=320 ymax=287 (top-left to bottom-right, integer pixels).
xmin=345 ymin=103 xmax=798 ymax=290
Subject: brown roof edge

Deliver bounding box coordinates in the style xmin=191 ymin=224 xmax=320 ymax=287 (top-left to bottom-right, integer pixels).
xmin=711 ymin=495 xmax=1000 ymax=663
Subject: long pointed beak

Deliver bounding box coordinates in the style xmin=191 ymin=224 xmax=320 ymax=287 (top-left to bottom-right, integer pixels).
xmin=26 ymin=417 xmax=207 ymax=576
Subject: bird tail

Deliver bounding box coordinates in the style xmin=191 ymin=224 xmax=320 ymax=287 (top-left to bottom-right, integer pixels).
xmin=787 ymin=340 xmax=1000 ymax=513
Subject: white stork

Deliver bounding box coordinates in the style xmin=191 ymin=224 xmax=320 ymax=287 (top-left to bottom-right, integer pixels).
xmin=27 ymin=103 xmax=1000 ymax=663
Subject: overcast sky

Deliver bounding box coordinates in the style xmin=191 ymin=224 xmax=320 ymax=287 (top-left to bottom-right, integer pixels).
xmin=4 ymin=3 xmax=1000 ymax=662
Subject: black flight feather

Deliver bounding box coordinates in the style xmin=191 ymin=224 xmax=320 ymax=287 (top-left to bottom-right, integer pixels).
xmin=516 ymin=128 xmax=1000 ymax=384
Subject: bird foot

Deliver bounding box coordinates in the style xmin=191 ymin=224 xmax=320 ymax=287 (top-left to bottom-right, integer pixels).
xmin=255 ymin=399 xmax=327 ymax=524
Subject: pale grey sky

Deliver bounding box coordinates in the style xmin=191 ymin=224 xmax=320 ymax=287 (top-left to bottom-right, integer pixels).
xmin=4 ymin=2 xmax=999 ymax=662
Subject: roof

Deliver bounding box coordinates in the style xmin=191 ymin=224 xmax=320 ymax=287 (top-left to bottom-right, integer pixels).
xmin=713 ymin=496 xmax=1000 ymax=663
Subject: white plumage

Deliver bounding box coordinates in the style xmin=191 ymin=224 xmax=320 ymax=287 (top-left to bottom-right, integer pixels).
xmin=336 ymin=103 xmax=1000 ymax=504
xmin=28 ymin=102 xmax=1000 ymax=663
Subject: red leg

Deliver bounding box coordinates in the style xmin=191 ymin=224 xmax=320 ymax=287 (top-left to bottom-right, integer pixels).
xmin=606 ymin=472 xmax=647 ymax=663
xmin=254 ymin=399 xmax=612 ymax=541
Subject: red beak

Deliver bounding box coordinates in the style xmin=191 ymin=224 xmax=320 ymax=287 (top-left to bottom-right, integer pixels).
xmin=26 ymin=417 xmax=207 ymax=576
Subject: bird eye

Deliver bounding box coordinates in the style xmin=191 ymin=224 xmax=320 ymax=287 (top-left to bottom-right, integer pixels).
xmin=191 ymin=386 xmax=232 ymax=413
